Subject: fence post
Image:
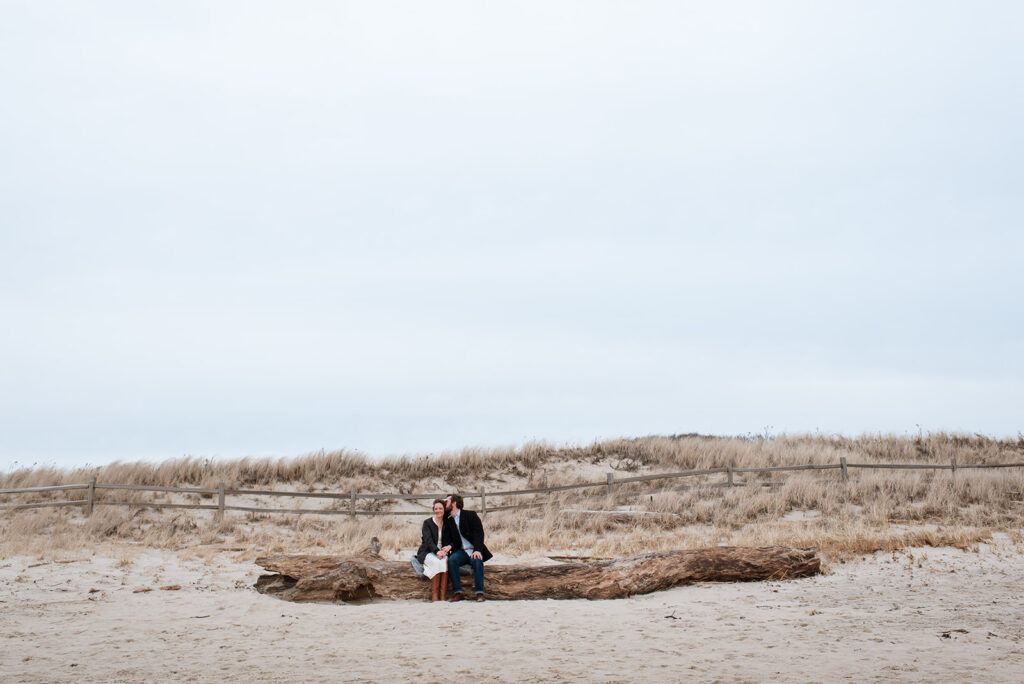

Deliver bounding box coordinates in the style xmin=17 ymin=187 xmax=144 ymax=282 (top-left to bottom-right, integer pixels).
xmin=951 ymin=457 xmax=957 ymax=480
xmin=350 ymin=487 xmax=357 ymax=519
xmin=727 ymin=464 xmax=734 ymax=487
xmin=840 ymin=457 xmax=849 ymax=483
xmin=480 ymin=487 xmax=486 ymax=518
xmin=86 ymin=477 xmax=96 ymax=516
xmin=606 ymin=473 xmax=614 ymax=495
xmin=217 ymin=482 xmax=225 ymax=520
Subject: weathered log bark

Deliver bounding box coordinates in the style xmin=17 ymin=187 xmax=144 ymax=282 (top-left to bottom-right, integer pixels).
xmin=254 ymin=546 xmax=821 ymax=602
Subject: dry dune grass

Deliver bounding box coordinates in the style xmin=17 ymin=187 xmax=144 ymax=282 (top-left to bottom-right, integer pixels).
xmin=5 ymin=432 xmax=1021 ymax=491
xmin=2 ymin=433 xmax=1023 ymax=563
xmin=480 ymin=467 xmax=1023 ymax=561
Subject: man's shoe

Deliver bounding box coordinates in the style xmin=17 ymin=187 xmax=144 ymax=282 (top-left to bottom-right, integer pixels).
xmin=449 ymin=593 xmax=465 ymax=602
xmin=476 ymin=594 xmax=486 ymax=602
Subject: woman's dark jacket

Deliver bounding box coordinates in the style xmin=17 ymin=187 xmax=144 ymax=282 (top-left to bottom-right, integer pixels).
xmin=415 ymin=516 xmax=463 ymax=565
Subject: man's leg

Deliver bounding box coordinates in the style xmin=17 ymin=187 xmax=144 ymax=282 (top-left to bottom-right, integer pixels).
xmin=470 ymin=557 xmax=485 ymax=595
xmin=447 ymin=550 xmax=469 ymax=595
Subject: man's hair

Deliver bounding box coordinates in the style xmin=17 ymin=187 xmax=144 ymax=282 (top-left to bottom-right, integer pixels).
xmin=448 ymin=493 xmax=464 ymax=510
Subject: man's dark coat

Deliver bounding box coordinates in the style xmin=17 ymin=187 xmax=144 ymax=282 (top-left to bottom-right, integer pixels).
xmin=453 ymin=509 xmax=492 ymax=562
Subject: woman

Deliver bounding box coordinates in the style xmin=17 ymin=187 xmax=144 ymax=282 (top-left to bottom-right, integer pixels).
xmin=415 ymin=498 xmax=462 ymax=601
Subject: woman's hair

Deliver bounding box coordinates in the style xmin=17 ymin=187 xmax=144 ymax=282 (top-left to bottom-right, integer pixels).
xmin=431 ymin=498 xmax=446 ymax=510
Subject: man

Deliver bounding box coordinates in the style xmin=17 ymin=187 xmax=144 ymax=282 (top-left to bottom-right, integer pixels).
xmin=445 ymin=493 xmax=492 ymax=602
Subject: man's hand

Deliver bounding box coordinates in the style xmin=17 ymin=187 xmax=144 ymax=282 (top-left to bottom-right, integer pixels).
xmin=470 ymin=551 xmax=482 ymax=561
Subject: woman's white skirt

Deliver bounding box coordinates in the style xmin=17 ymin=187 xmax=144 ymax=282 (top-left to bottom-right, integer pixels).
xmin=422 ymin=552 xmax=447 ymax=579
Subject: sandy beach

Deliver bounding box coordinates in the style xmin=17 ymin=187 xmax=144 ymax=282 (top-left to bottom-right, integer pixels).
xmin=3 ymin=538 xmax=1023 ymax=683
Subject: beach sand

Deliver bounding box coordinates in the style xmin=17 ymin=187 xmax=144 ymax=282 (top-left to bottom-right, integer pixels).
xmin=3 ymin=539 xmax=1023 ymax=682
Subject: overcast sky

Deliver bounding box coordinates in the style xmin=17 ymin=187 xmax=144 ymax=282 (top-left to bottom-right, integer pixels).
xmin=2 ymin=2 xmax=1022 ymax=469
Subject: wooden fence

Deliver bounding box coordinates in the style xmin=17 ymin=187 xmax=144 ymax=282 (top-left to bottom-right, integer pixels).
xmin=2 ymin=458 xmax=1023 ymax=518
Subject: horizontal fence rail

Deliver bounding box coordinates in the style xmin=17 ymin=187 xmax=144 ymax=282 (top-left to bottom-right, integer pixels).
xmin=613 ymin=467 xmax=728 ymax=485
xmin=2 ymin=460 xmax=1024 ymax=516
xmin=0 ymin=499 xmax=91 ymax=510
xmin=733 ymin=464 xmax=842 ymax=473
xmin=0 ymin=484 xmax=90 ymax=494
xmin=96 ymin=483 xmax=220 ymax=494
xmin=93 ymin=501 xmax=221 ymax=511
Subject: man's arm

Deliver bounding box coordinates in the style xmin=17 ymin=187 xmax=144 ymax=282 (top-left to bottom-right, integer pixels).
xmin=466 ymin=511 xmax=485 ymax=560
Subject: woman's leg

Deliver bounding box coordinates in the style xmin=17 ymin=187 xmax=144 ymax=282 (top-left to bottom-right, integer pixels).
xmin=430 ymin=574 xmax=440 ymax=601
xmin=438 ymin=571 xmax=448 ymax=601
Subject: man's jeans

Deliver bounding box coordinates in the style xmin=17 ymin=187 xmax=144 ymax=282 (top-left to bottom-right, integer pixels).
xmin=447 ymin=549 xmax=484 ymax=595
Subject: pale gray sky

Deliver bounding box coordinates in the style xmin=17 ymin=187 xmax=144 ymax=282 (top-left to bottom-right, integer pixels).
xmin=2 ymin=1 xmax=1022 ymax=469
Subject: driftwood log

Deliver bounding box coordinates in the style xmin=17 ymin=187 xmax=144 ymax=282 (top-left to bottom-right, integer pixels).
xmin=254 ymin=546 xmax=821 ymax=602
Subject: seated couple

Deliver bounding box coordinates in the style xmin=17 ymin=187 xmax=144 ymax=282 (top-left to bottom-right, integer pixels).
xmin=413 ymin=493 xmax=492 ymax=602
